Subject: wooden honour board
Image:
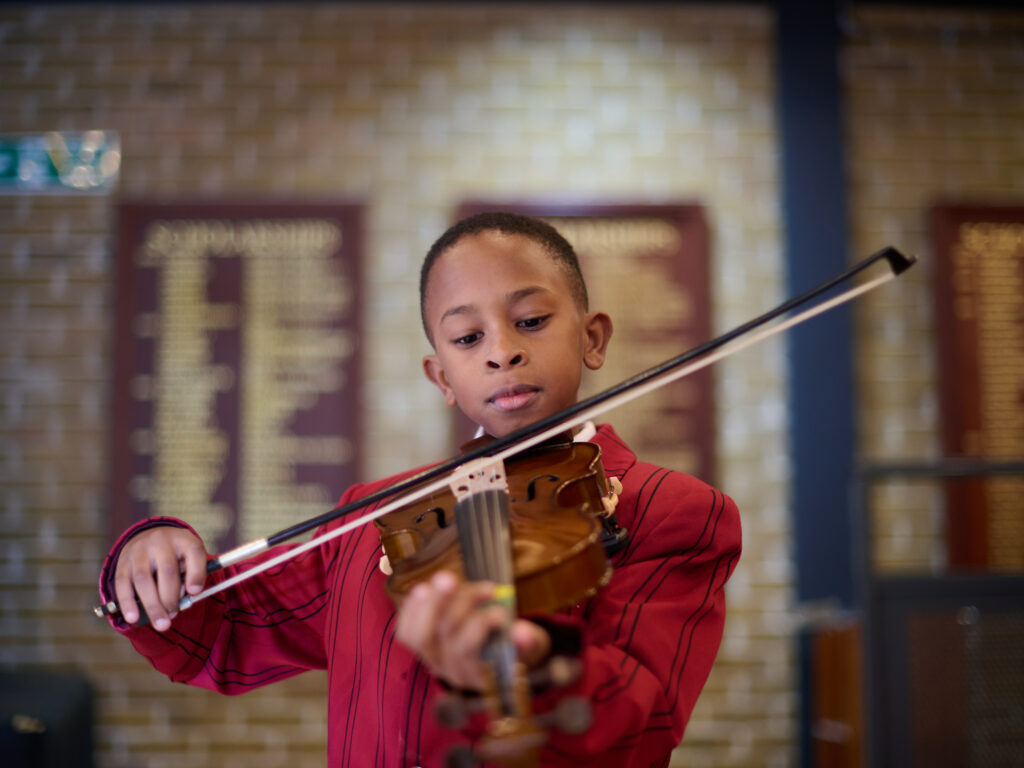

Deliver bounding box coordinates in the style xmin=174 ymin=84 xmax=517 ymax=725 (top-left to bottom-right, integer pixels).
xmin=932 ymin=205 xmax=1024 ymax=570
xmin=110 ymin=202 xmax=364 ymax=552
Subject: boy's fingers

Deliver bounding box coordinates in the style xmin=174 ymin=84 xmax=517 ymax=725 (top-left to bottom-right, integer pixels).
xmin=430 ymin=579 xmax=508 ymax=689
xmin=396 ymin=581 xmax=444 ymax=665
xmin=129 ymin=558 xmax=171 ymax=631
xmin=107 ymin=526 xmax=206 ymax=630
xmin=434 ymin=578 xmax=498 ymax=640
xmin=113 ymin=568 xmax=139 ymax=624
xmin=396 ymin=573 xmax=522 ymax=689
xmin=178 ymin=537 xmax=208 ymax=595
xmin=511 ymin=619 xmax=552 ymax=669
xmin=438 ymin=605 xmax=506 ymax=689
xmin=396 ymin=571 xmax=468 ymax=670
xmin=152 ymin=547 xmax=185 ymax=616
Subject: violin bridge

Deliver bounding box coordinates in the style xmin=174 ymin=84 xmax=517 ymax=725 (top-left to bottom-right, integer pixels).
xmin=448 ymin=456 xmax=508 ymax=501
xmin=449 ymin=456 xmax=514 ymax=589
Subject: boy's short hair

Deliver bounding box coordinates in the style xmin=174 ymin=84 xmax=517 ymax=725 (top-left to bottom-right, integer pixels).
xmin=419 ymin=211 xmax=589 ymax=341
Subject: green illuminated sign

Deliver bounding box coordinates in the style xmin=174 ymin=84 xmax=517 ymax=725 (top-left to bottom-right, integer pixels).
xmin=0 ymin=131 xmax=120 ymax=193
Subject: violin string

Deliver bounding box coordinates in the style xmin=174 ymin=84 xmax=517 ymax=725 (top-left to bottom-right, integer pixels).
xmin=477 ymin=494 xmax=489 ymax=581
xmin=484 ymin=493 xmax=497 ymax=581
xmin=460 ymin=488 xmax=521 ymax=720
xmin=464 ymin=496 xmax=480 ymax=580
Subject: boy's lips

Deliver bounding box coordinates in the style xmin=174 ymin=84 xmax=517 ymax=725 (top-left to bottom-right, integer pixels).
xmin=487 ymin=385 xmax=540 ymax=412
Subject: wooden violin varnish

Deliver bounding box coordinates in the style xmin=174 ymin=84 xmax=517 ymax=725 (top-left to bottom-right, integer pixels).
xmin=376 ymin=439 xmax=614 ymax=766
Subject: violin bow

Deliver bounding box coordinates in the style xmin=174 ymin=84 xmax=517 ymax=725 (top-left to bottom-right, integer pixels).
xmin=95 ymin=245 xmax=915 ymax=620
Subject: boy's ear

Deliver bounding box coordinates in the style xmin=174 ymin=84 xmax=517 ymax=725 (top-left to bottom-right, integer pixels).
xmin=422 ymin=354 xmax=458 ymax=406
xmin=582 ymin=311 xmax=613 ymax=370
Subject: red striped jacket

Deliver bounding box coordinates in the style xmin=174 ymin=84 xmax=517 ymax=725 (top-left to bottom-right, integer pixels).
xmin=100 ymin=423 xmax=741 ymax=767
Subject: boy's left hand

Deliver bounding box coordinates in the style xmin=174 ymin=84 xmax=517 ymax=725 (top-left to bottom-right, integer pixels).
xmin=395 ymin=570 xmax=551 ymax=691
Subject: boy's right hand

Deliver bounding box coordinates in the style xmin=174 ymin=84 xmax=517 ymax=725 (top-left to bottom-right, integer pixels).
xmin=113 ymin=526 xmax=208 ymax=632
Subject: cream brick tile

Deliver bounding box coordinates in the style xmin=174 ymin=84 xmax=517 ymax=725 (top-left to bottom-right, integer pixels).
xmin=0 ymin=5 xmax=818 ymax=767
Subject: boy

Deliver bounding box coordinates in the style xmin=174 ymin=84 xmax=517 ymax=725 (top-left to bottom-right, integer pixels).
xmin=100 ymin=212 xmax=741 ymax=766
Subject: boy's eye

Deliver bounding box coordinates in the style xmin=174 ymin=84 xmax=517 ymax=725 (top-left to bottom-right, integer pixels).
xmin=517 ymin=315 xmax=548 ymax=329
xmin=453 ymin=332 xmax=482 ymax=346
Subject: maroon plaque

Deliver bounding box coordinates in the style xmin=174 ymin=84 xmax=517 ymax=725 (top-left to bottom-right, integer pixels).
xmin=932 ymin=205 xmax=1024 ymax=569
xmin=452 ymin=203 xmax=714 ymax=485
xmin=111 ymin=202 xmax=364 ymax=552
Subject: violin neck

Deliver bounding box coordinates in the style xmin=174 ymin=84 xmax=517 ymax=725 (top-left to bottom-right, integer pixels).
xmin=454 ymin=488 xmax=526 ymax=719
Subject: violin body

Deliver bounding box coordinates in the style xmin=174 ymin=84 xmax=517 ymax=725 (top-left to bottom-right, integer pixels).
xmin=375 ymin=438 xmax=614 ymax=614
xmin=375 ymin=437 xmax=613 ymax=766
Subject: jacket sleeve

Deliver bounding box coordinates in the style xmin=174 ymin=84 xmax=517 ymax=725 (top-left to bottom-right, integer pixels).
xmin=533 ymin=466 xmax=742 ymax=766
xmin=97 ymin=506 xmax=347 ymax=694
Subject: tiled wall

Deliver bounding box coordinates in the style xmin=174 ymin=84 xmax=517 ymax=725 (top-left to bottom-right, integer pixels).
xmin=1 ymin=4 xmax=1021 ymax=768
xmin=845 ymin=7 xmax=1024 ymax=573
xmin=0 ymin=6 xmax=786 ymax=766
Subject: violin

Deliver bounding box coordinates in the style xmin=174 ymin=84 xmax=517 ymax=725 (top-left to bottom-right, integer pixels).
xmin=377 ymin=434 xmax=624 ymax=613
xmin=378 ymin=434 xmax=624 ymax=766
xmin=94 ymin=246 xmax=915 ymax=766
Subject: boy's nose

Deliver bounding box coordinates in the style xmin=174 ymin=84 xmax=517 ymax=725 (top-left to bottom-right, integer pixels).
xmin=487 ymin=352 xmax=524 ymax=369
xmin=486 ymin=334 xmax=526 ymax=369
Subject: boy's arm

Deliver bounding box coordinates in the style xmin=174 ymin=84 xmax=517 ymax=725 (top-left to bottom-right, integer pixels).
xmin=533 ymin=472 xmax=742 ymax=766
xmin=98 ymin=515 xmax=337 ymax=693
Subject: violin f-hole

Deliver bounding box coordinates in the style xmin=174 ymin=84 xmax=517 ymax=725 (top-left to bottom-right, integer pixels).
xmin=525 ymin=474 xmax=559 ymax=502
xmin=415 ymin=506 xmax=448 ymax=528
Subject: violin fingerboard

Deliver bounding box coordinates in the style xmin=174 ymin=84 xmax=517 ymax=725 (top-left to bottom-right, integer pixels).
xmin=454 ymin=488 xmax=528 ymax=721
xmin=454 ymin=489 xmax=515 ymax=599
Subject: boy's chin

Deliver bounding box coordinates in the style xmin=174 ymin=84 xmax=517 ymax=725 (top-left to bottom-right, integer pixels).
xmin=473 ymin=415 xmax=523 ymax=440
xmin=479 ymin=412 xmax=556 ymax=441
xmin=479 ymin=423 xmax=516 ymax=440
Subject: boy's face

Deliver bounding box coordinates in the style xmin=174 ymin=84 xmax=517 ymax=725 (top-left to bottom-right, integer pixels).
xmin=422 ymin=231 xmax=612 ymax=438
